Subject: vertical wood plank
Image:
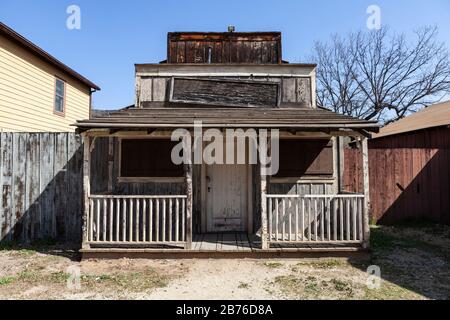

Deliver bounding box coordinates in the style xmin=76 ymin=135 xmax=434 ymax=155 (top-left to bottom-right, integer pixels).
xmin=149 ymin=199 xmax=153 ymax=242
xmin=109 ymin=198 xmax=113 ymax=241
xmin=26 ymin=133 xmax=41 ymax=242
xmin=143 ymin=198 xmax=147 ymax=242
xmin=181 ymin=198 xmax=185 ymax=242
xmin=362 ymin=138 xmax=371 ymax=248
xmin=169 ymin=198 xmax=173 ymax=242
xmin=40 ymin=133 xmax=55 ymax=239
xmin=275 ymin=199 xmax=279 ymax=241
xmin=327 ymin=198 xmax=331 ymax=241
xmin=116 ymin=198 xmax=120 ymax=241
xmin=175 ymin=198 xmax=179 ymax=242
xmin=156 ymin=199 xmax=160 ymax=242
xmin=282 ymin=198 xmax=286 ymax=241
xmin=12 ymin=133 xmax=27 ymax=241
xmin=346 ymin=199 xmax=351 ymax=241
xmin=320 ymin=198 xmax=324 ymax=241
xmin=268 ymin=198 xmax=272 ymax=242
xmin=314 ymin=198 xmax=318 ymax=241
xmin=129 ymin=198 xmax=133 ymax=241
xmin=122 ymin=198 xmax=127 ymax=242
xmin=54 ymin=133 xmax=68 ymax=240
xmin=103 ymin=198 xmax=107 ymax=241
xmin=185 ymin=160 xmax=193 ymax=249
xmin=89 ymin=199 xmax=93 ymax=241
xmin=96 ymin=199 xmax=100 ymax=241
xmin=136 ymin=198 xmax=140 ymax=242
xmin=162 ymin=198 xmax=166 ymax=242
xmin=340 ymin=198 xmax=344 ymax=241
xmin=333 ymin=198 xmax=338 ymax=241
xmin=260 ymin=162 xmax=268 ymax=249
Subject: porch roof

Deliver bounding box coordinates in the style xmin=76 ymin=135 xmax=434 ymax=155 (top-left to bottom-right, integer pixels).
xmin=75 ymin=103 xmax=379 ymax=133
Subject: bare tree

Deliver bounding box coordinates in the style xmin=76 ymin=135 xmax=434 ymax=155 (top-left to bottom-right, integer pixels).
xmin=312 ymin=26 xmax=450 ymax=123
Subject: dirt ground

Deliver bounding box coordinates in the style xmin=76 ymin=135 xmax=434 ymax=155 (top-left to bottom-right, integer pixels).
xmin=0 ymin=224 xmax=449 ymax=300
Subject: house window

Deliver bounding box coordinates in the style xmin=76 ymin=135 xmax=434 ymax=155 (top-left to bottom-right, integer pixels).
xmin=120 ymin=139 xmax=184 ymax=178
xmin=274 ymin=139 xmax=333 ymax=178
xmin=54 ymin=78 xmax=65 ymax=114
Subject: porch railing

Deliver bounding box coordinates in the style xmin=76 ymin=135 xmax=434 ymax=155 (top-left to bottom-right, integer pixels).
xmin=266 ymin=194 xmax=365 ymax=244
xmin=87 ymin=195 xmax=188 ymax=246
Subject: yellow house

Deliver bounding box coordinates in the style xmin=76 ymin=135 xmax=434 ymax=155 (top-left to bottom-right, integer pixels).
xmin=0 ymin=22 xmax=100 ymax=132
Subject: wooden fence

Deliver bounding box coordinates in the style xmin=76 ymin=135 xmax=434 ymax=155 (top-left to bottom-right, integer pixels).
xmin=344 ymin=127 xmax=450 ymax=225
xmin=0 ymin=132 xmax=83 ymax=243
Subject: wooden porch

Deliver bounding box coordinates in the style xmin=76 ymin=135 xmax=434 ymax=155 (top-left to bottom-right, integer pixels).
xmin=81 ymin=232 xmax=366 ymax=259
xmin=81 ymin=192 xmax=368 ymax=255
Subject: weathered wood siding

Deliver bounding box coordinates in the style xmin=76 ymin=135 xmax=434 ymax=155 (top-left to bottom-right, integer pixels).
xmin=0 ymin=132 xmax=83 ymax=243
xmin=139 ymin=76 xmax=311 ymax=108
xmin=0 ymin=34 xmax=91 ymax=132
xmin=170 ymin=77 xmax=280 ymax=107
xmin=167 ymin=32 xmax=282 ymax=64
xmin=344 ymin=127 xmax=450 ymax=225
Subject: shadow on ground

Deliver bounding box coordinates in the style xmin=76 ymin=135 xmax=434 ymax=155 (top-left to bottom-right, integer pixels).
xmin=349 ymin=222 xmax=450 ymax=300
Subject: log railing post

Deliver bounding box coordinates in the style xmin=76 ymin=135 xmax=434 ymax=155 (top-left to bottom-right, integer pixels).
xmin=361 ymin=138 xmax=371 ymax=249
xmin=82 ymin=134 xmax=91 ymax=249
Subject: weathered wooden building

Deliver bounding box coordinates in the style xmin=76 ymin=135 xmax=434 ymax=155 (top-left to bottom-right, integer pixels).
xmin=344 ymin=101 xmax=450 ymax=225
xmin=75 ymin=30 xmax=379 ymax=257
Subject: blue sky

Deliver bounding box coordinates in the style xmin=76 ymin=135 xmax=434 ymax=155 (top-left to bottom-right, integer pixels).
xmin=1 ymin=0 xmax=450 ymax=109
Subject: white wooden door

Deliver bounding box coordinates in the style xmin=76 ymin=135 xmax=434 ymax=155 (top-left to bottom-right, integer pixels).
xmin=206 ymin=164 xmax=249 ymax=232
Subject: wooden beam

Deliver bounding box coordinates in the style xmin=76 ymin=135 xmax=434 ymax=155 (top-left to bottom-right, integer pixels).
xmin=184 ymin=161 xmax=193 ymax=250
xmin=82 ymin=134 xmax=91 ymax=250
xmin=260 ymin=138 xmax=269 ymax=249
xmin=337 ymin=136 xmax=345 ymax=193
xmin=361 ymin=138 xmax=371 ymax=249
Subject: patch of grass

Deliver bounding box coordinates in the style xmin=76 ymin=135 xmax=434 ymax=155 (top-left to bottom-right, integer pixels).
xmin=50 ymin=271 xmax=70 ymax=284
xmin=329 ymin=279 xmax=353 ymax=295
xmin=304 ymin=276 xmax=320 ymax=295
xmin=263 ymin=262 xmax=283 ymax=269
xmin=297 ymin=259 xmax=344 ymax=269
xmin=0 ymin=276 xmax=15 ymax=286
xmin=364 ymin=282 xmax=422 ymax=300
xmin=238 ymin=282 xmax=250 ymax=289
xmin=17 ymin=268 xmax=42 ymax=283
xmin=272 ymin=275 xmax=356 ymax=299
xmin=81 ymin=267 xmax=169 ymax=292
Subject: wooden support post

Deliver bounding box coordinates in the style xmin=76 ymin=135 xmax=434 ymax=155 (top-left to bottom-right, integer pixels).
xmin=82 ymin=134 xmax=91 ymax=249
xmin=332 ymin=136 xmax=339 ymax=194
xmin=260 ymin=165 xmax=268 ymax=250
xmin=185 ymin=162 xmax=193 ymax=250
xmin=337 ymin=136 xmax=345 ymax=193
xmin=361 ymin=138 xmax=371 ymax=249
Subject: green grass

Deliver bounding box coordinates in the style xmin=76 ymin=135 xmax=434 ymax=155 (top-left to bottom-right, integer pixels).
xmin=0 ymin=276 xmax=15 ymax=286
xmin=296 ymin=259 xmax=344 ymax=269
xmin=238 ymin=282 xmax=250 ymax=289
xmin=80 ymin=268 xmax=170 ymax=292
xmin=263 ymin=262 xmax=283 ymax=269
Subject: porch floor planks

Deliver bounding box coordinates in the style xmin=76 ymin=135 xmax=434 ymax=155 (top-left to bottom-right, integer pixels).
xmin=192 ymin=233 xmax=252 ymax=252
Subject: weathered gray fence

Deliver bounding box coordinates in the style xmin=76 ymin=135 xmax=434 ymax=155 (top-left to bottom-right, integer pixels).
xmin=0 ymin=132 xmax=83 ymax=243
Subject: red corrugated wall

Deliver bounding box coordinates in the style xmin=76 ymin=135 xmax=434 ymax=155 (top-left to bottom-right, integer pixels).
xmin=344 ymin=127 xmax=450 ymax=225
